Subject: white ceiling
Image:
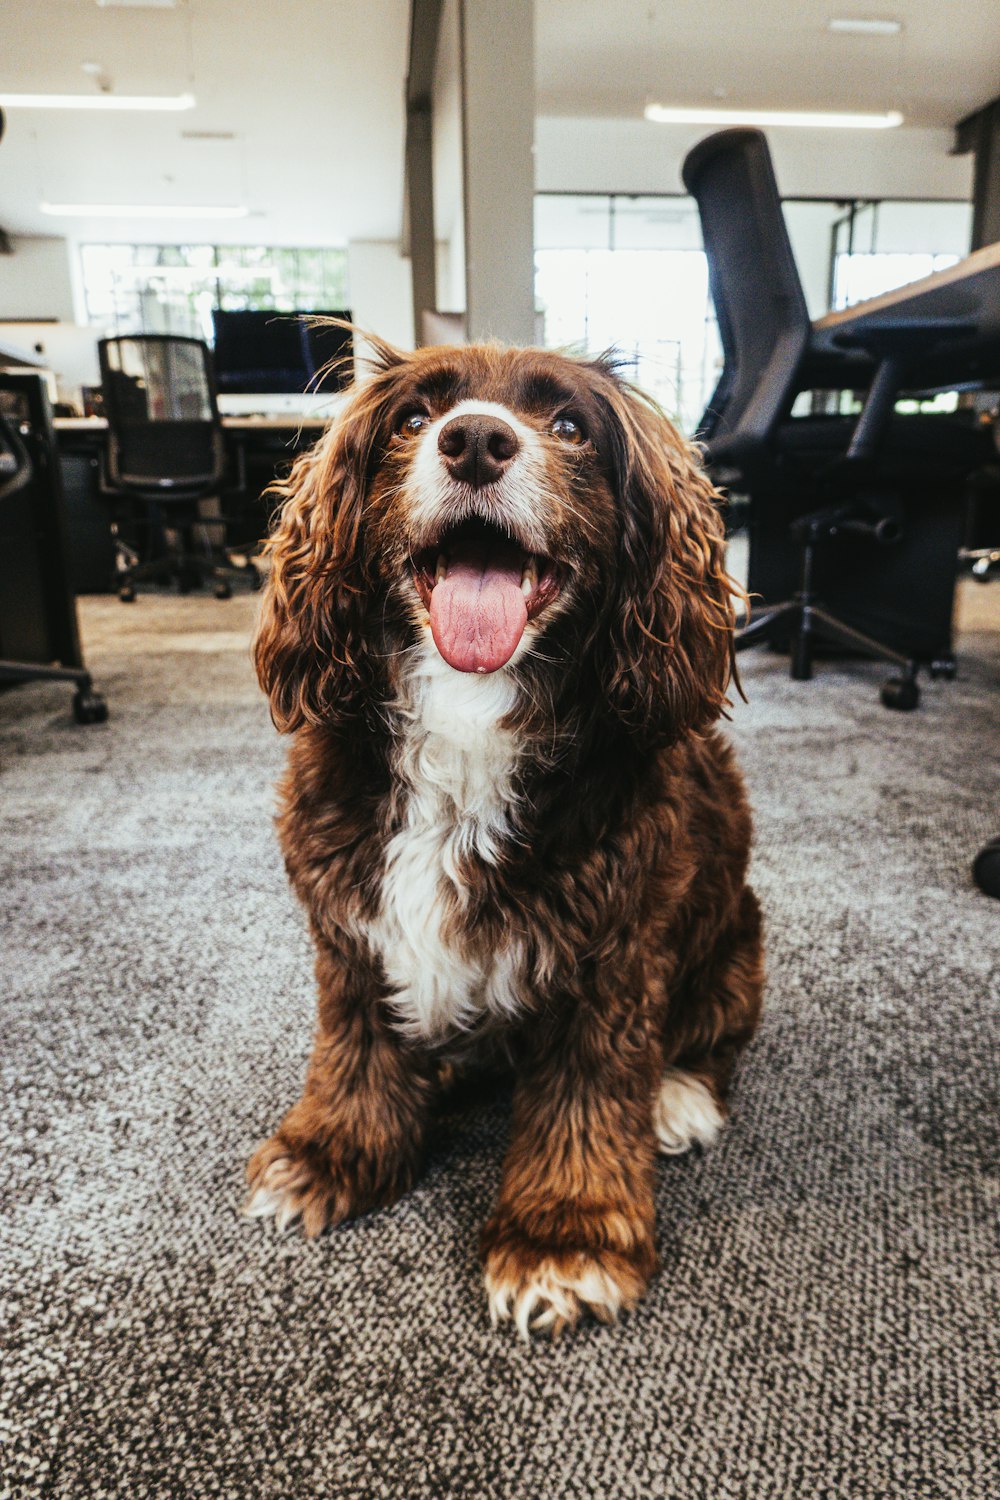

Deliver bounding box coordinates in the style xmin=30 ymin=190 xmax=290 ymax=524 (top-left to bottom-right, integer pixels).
xmin=537 ymin=0 xmax=1000 ymax=125
xmin=0 ymin=0 xmax=998 ymax=246
xmin=0 ymin=0 xmax=411 ymax=244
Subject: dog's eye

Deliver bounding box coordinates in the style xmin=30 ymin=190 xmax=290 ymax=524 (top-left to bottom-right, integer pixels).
xmin=551 ymin=415 xmax=585 ymax=445
xmin=397 ymin=412 xmax=431 ymax=438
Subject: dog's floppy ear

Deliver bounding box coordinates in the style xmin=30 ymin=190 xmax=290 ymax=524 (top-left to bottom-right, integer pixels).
xmin=253 ymin=387 xmax=384 ymax=733
xmin=596 ymin=376 xmax=741 ymax=747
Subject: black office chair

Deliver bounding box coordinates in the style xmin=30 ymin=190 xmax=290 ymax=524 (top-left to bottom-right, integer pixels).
xmin=973 ymin=839 xmax=1000 ymax=898
xmin=960 ymin=412 xmax=1000 ymax=581
xmin=99 ymin=335 xmax=256 ymax=602
xmin=0 ymin=411 xmax=107 ymax=723
xmin=683 ymin=128 xmax=989 ymax=709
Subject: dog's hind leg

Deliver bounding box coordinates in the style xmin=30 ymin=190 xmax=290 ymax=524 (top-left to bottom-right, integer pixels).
xmin=654 ymin=885 xmax=764 ymax=1156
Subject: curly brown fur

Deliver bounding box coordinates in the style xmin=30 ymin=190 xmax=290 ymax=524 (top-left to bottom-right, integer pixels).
xmin=245 ymin=335 xmax=764 ymax=1337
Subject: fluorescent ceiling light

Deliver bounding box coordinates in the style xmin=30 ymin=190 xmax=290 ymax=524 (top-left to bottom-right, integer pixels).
xmin=0 ymin=92 xmax=195 ymax=112
xmin=644 ymin=104 xmax=903 ymax=129
xmin=41 ymin=202 xmax=248 ymax=219
xmin=828 ymin=18 xmax=903 ymax=35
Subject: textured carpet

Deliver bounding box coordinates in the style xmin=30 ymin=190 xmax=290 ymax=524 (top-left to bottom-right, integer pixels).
xmin=2 ymin=592 xmax=999 ymax=1500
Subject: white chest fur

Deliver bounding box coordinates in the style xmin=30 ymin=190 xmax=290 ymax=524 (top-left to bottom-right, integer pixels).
xmin=367 ymin=649 xmax=525 ymax=1042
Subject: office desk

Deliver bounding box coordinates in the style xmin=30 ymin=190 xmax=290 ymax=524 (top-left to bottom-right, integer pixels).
xmin=0 ymin=373 xmax=86 ymax=671
xmin=811 ymin=241 xmax=1000 ymax=392
xmin=52 ymin=414 xmax=329 ymax=592
xmin=743 ymin=247 xmax=1000 ymax=665
xmin=815 ymin=249 xmax=1000 ymax=891
xmin=53 ymin=415 xmax=330 ymax=434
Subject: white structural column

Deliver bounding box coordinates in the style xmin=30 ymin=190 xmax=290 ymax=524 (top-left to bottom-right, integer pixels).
xmin=458 ymin=0 xmax=535 ymax=344
xmin=405 ymin=0 xmax=444 ymax=346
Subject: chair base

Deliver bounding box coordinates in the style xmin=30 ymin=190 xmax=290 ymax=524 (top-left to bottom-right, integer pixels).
xmin=735 ymin=597 xmax=921 ymax=709
xmin=961 ymin=546 xmax=1000 ymax=582
xmin=0 ymin=659 xmax=108 ymax=723
xmin=734 ymin=504 xmax=936 ymax=710
xmin=113 ymin=519 xmax=262 ymax=602
xmin=973 ymin=838 xmax=1000 ymax=899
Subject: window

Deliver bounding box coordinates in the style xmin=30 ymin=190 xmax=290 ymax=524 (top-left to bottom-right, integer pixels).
xmin=535 ymin=193 xmax=973 ymax=436
xmin=534 ymin=196 xmax=716 ymax=435
xmin=830 ymin=201 xmax=972 ymax=309
xmin=80 ymin=243 xmax=350 ymax=341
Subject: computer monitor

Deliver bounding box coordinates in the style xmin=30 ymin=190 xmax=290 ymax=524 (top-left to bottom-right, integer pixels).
xmin=211 ymin=310 xmax=352 ymax=395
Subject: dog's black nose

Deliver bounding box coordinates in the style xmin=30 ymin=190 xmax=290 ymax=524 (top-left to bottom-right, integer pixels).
xmin=438 ymin=413 xmax=519 ymax=488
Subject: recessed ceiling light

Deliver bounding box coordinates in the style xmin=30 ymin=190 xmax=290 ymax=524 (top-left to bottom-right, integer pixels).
xmin=828 ymin=18 xmax=903 ymax=35
xmin=644 ymin=104 xmax=904 ymax=129
xmin=0 ymin=92 xmax=195 ymax=111
xmin=40 ymin=202 xmax=248 ymax=219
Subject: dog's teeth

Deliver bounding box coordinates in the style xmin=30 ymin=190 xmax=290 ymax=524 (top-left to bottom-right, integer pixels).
xmin=435 ymin=554 xmax=448 ymax=585
xmin=521 ymin=557 xmax=538 ymax=597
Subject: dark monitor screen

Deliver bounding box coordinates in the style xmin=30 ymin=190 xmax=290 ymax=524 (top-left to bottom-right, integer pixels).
xmin=211 ymin=310 xmax=352 ymax=395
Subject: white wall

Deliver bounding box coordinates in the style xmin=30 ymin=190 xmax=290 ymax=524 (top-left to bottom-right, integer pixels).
xmin=347 ymin=239 xmax=415 ymax=359
xmin=433 ymin=0 xmax=466 ymax=314
xmin=0 ymin=320 xmax=101 ymax=400
xmin=535 ymin=118 xmax=974 ymax=202
xmin=0 ymin=236 xmax=77 ymax=321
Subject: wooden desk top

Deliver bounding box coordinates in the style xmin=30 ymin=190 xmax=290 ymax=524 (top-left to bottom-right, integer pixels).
xmin=812 ymin=241 xmax=1000 ymax=391
xmin=54 ymin=414 xmax=330 ymax=434
xmin=223 ymin=415 xmax=330 ymax=432
xmin=814 ymin=241 xmax=1000 ymax=333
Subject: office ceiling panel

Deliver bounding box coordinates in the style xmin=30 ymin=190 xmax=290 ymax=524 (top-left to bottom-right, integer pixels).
xmin=0 ymin=1 xmax=997 ymax=245
xmin=0 ymin=0 xmax=410 ymax=242
xmin=3 ymin=0 xmax=191 ymax=95
xmin=537 ymin=0 xmax=1000 ymax=126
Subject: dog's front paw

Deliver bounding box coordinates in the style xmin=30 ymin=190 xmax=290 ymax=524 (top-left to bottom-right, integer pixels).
xmin=653 ymin=1066 xmax=725 ymax=1155
xmin=244 ymin=1125 xmax=409 ymax=1238
xmin=243 ymin=1134 xmax=355 ymax=1237
xmin=481 ymin=1217 xmax=655 ymax=1339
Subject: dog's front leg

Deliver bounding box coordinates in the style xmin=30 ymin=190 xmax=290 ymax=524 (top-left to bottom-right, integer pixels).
xmin=481 ymin=976 xmax=661 ymax=1338
xmin=245 ymin=939 xmax=435 ymax=1237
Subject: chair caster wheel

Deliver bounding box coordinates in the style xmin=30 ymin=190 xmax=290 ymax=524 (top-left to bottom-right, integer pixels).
xmin=881 ymin=677 xmax=919 ymax=711
xmin=119 ymin=584 xmax=136 ymax=603
xmin=973 ymin=838 xmax=1000 ymax=898
xmin=214 ymin=581 xmax=232 ymax=600
xmin=72 ymin=690 xmax=108 ymax=725
xmin=929 ymin=656 xmax=956 ymax=681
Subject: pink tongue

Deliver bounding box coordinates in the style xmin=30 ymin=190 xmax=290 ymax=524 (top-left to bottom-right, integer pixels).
xmin=429 ymin=541 xmax=528 ymax=674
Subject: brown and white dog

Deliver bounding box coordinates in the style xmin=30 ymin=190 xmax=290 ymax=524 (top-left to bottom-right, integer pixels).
xmin=244 ymin=335 xmax=764 ymax=1338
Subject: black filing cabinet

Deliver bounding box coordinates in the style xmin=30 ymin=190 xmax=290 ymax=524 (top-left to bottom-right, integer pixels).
xmin=0 ymin=373 xmax=85 ymax=669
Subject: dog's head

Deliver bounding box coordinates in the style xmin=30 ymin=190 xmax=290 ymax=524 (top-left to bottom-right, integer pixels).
xmin=254 ymin=335 xmax=739 ymax=748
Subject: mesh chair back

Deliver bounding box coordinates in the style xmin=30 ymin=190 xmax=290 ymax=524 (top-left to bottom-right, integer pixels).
xmin=99 ymin=336 xmax=223 ymax=490
xmin=0 ymin=413 xmax=32 ymax=505
xmin=682 ymin=129 xmax=811 ymax=469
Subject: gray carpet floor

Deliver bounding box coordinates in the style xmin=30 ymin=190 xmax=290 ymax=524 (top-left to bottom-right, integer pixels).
xmin=2 ymin=592 xmax=999 ymax=1500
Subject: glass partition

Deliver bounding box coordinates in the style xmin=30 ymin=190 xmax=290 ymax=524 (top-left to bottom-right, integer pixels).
xmin=80 ymin=244 xmax=350 ymax=342
xmin=535 ymin=192 xmax=972 ymax=434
